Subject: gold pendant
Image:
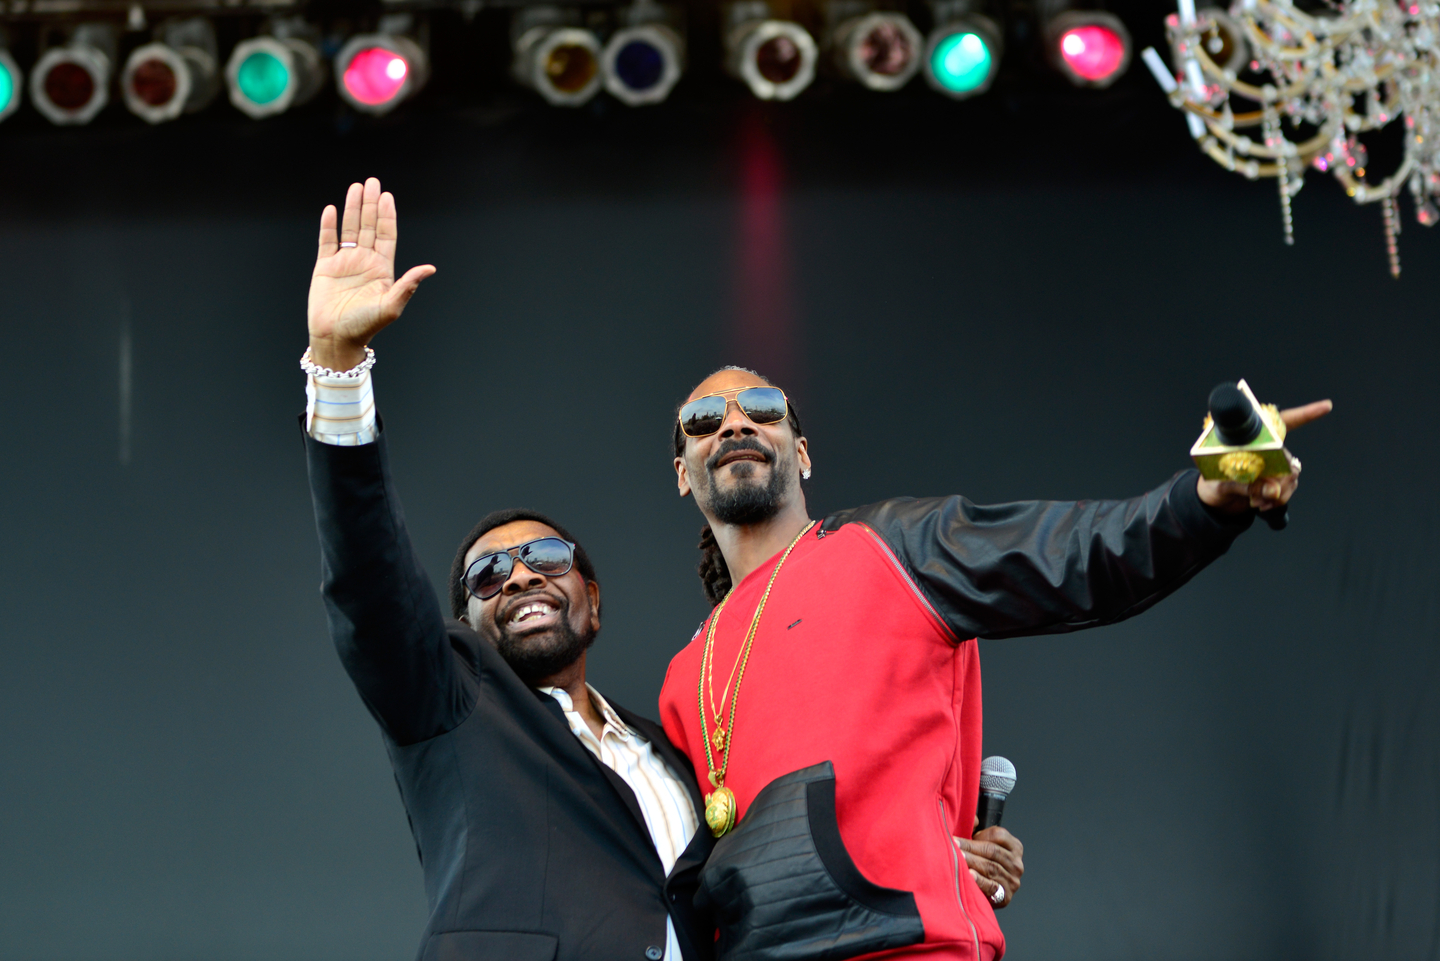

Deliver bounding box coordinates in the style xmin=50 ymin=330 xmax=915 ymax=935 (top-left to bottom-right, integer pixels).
xmin=710 ymin=726 xmax=728 ymax=752
xmin=704 ymin=785 xmax=737 ymax=837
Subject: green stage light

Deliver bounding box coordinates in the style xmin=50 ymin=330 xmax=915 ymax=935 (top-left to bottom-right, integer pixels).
xmin=0 ymin=50 xmax=18 ymax=123
xmin=226 ymin=35 xmax=323 ymax=119
xmin=237 ymin=50 xmax=288 ymax=105
xmin=932 ymin=32 xmax=991 ymax=92
xmin=923 ymin=12 xmax=1002 ymax=101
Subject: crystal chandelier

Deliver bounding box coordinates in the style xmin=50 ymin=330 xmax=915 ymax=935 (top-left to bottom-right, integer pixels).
xmin=1143 ymin=0 xmax=1440 ymax=277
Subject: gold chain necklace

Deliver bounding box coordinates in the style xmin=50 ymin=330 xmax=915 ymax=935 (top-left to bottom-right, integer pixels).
xmin=705 ymin=632 xmax=744 ymax=739
xmin=698 ymin=520 xmax=815 ymax=837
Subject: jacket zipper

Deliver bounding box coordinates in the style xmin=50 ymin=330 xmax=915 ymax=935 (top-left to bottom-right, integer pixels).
xmin=939 ymin=797 xmax=982 ymax=961
xmin=855 ymin=523 xmax=959 ymax=644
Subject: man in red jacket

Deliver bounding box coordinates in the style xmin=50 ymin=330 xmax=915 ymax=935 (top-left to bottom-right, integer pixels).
xmin=661 ymin=366 xmax=1330 ymax=961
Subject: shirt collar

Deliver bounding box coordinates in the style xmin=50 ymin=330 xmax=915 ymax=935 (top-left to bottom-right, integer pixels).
xmin=538 ymin=684 xmax=634 ymax=739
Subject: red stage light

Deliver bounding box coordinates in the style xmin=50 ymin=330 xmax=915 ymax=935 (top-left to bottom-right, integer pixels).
xmin=44 ymin=61 xmax=95 ymax=109
xmin=343 ymin=48 xmax=408 ymax=105
xmin=30 ymin=26 xmax=114 ymax=126
xmin=334 ymin=34 xmax=428 ymax=115
xmin=725 ymin=15 xmax=816 ymax=101
xmin=1046 ymin=11 xmax=1131 ymax=89
xmin=1059 ymin=25 xmax=1125 ymax=81
xmin=121 ymin=22 xmax=220 ymax=124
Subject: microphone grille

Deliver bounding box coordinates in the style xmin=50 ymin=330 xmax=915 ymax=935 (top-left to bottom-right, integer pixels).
xmin=1208 ymin=382 xmax=1262 ymax=445
xmin=980 ymin=756 xmax=1016 ymax=796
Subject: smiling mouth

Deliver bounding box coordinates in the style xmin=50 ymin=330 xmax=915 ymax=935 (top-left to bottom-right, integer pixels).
xmin=717 ymin=451 xmax=768 ymax=468
xmin=508 ymin=599 xmax=559 ymax=626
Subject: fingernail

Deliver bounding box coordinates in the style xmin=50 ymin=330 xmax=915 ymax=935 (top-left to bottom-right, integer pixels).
xmin=970 ymin=870 xmax=980 ymax=882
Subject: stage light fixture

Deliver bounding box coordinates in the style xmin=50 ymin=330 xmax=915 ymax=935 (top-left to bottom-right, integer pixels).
xmin=513 ymin=7 xmax=604 ymax=106
xmin=724 ymin=1 xmax=818 ymax=101
xmin=1045 ymin=9 xmax=1131 ymax=88
xmin=0 ymin=36 xmax=20 ymax=124
xmin=121 ymin=18 xmax=219 ymax=124
xmin=923 ymin=0 xmax=1002 ymax=99
xmin=335 ymin=26 xmax=429 ymax=116
xmin=602 ymin=5 xmax=685 ymax=106
xmin=31 ymin=23 xmax=114 ymax=126
xmin=226 ymin=29 xmax=323 ymax=119
xmin=826 ymin=2 xmax=924 ymax=92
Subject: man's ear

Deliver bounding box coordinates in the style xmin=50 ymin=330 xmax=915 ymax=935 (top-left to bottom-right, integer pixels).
xmin=796 ymin=436 xmax=810 ymax=476
xmin=586 ymin=579 xmax=602 ymax=633
xmin=675 ymin=455 xmax=692 ymax=498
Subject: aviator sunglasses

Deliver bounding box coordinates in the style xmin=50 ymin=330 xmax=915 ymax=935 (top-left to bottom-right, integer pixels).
xmin=678 ymin=386 xmax=790 ymax=438
xmin=463 ymin=537 xmax=576 ymax=600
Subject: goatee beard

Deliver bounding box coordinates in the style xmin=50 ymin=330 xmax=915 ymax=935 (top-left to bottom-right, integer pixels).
xmin=704 ymin=439 xmax=792 ymax=526
xmin=496 ymin=609 xmax=596 ymax=685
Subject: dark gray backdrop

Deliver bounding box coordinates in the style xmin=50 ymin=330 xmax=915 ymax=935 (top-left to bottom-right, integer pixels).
xmin=1 ymin=47 xmax=1437 ymax=961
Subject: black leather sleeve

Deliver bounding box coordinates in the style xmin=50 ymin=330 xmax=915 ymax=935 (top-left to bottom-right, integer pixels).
xmin=821 ymin=469 xmax=1253 ymax=640
xmin=304 ymin=425 xmax=476 ymax=746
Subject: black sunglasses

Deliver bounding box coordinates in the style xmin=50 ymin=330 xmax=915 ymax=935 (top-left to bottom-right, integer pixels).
xmin=678 ymin=386 xmax=790 ymax=438
xmin=462 ymin=536 xmax=576 ymax=601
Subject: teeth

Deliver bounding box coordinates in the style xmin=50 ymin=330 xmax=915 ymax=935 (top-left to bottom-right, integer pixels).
xmin=510 ymin=602 xmax=557 ymax=624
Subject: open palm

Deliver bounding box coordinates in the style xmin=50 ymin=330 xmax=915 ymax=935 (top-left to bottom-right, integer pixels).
xmin=308 ymin=178 xmax=435 ymax=369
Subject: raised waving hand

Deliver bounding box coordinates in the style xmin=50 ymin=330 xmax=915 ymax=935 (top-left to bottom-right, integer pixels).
xmin=308 ymin=177 xmax=436 ymax=370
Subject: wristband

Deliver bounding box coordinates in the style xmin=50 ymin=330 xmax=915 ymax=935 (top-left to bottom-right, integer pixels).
xmin=300 ymin=345 xmax=375 ymax=380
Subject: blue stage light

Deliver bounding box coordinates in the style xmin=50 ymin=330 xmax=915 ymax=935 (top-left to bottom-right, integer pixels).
xmin=603 ymin=22 xmax=684 ymax=106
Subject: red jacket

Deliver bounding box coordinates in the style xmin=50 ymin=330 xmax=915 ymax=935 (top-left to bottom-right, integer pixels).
xmin=660 ymin=472 xmax=1250 ymax=961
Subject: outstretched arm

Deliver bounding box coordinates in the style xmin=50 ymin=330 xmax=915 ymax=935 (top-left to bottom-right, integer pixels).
xmin=829 ymin=398 xmax=1332 ymax=640
xmin=304 ymin=179 xmax=465 ymax=747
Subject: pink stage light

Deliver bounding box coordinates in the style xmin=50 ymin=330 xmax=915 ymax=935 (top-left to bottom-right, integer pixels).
xmin=1058 ymin=25 xmax=1126 ymax=82
xmin=342 ymin=47 xmax=409 ymax=106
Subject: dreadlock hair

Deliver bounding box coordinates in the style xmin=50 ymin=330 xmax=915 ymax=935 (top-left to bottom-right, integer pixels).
xmin=448 ymin=507 xmax=599 ymax=621
xmin=672 ymin=366 xmax=806 ymax=607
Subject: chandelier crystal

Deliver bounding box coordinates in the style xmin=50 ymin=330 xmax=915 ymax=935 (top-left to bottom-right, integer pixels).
xmin=1145 ymin=0 xmax=1440 ymax=276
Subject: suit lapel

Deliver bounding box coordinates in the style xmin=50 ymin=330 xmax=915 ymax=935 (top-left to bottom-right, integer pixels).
xmin=611 ymin=702 xmax=716 ymax=881
xmin=534 ymin=691 xmax=662 ymax=872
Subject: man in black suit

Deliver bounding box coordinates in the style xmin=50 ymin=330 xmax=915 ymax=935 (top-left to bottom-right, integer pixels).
xmin=301 ymin=178 xmax=715 ymax=961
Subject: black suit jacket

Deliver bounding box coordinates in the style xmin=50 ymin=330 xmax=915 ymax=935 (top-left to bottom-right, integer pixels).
xmin=305 ymin=429 xmax=715 ymax=961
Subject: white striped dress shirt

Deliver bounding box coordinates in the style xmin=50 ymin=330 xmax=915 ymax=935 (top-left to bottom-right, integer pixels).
xmin=306 ymin=368 xmax=699 ymax=961
xmin=305 ymin=369 xmax=378 ymax=445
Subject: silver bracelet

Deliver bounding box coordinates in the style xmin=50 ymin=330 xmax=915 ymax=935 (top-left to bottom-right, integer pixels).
xmin=300 ymin=345 xmax=376 ymax=380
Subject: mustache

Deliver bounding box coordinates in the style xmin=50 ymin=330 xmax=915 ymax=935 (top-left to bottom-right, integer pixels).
xmin=706 ymin=438 xmax=775 ymax=472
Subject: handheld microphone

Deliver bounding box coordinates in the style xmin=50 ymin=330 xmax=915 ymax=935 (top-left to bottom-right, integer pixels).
xmin=1189 ymin=379 xmax=1297 ymax=530
xmin=976 ymin=756 xmax=1016 ymax=831
xmin=1209 ymin=383 xmax=1263 ymax=446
